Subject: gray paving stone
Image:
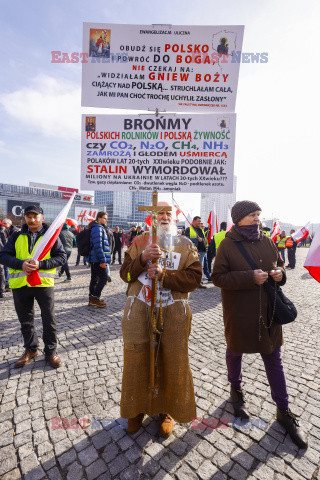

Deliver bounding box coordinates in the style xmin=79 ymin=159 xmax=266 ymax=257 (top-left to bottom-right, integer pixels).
xmin=1 ymin=468 xmax=22 ymax=480
xmin=78 ymin=445 xmax=99 ymax=467
xmin=66 ymin=461 xmax=84 ymax=480
xmin=58 ymin=447 xmax=77 ymax=468
xmin=124 ymin=444 xmax=142 ymax=463
xmin=176 ymin=463 xmax=199 ymax=480
xmin=0 ymin=249 xmax=319 ymax=480
xmin=197 ymin=460 xmax=218 ymax=480
xmin=0 ymin=455 xmax=18 ymax=476
xmin=197 ymin=440 xmax=215 ymax=458
xmin=86 ymin=458 xmax=108 ymax=480
xmin=108 ymin=454 xmax=129 ymax=476
xmin=229 ymin=463 xmax=247 ymax=480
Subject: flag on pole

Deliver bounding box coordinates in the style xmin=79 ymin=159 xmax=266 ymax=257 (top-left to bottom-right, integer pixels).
xmin=174 ymin=204 xmax=182 ymax=219
xmin=207 ymin=202 xmax=218 ymax=242
xmin=304 ymin=225 xmax=320 ymax=282
xmin=27 ymin=193 xmax=75 ymax=286
xmin=66 ymin=218 xmax=79 ymax=232
xmin=145 ymin=214 xmax=152 ymax=227
xmin=271 ymin=221 xmax=281 ymax=243
xmin=172 ymin=196 xmax=184 ymax=219
xmin=227 ymin=207 xmax=233 ymax=232
xmin=292 ymin=222 xmax=310 ymax=243
xmin=185 ymin=214 xmax=192 ymax=230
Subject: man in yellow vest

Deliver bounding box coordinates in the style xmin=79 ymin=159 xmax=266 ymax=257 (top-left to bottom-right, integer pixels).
xmin=276 ymin=230 xmax=287 ymax=263
xmin=184 ymin=216 xmax=210 ymax=288
xmin=207 ymin=222 xmax=227 ymax=272
xmin=0 ymin=205 xmax=66 ymax=368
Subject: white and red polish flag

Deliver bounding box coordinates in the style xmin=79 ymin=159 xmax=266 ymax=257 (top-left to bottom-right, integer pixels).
xmin=207 ymin=202 xmax=218 ymax=242
xmin=66 ymin=218 xmax=79 ymax=232
xmin=292 ymin=222 xmax=310 ymax=243
xmin=304 ymin=225 xmax=320 ymax=282
xmin=271 ymin=221 xmax=281 ymax=243
xmin=27 ymin=193 xmax=75 ymax=286
xmin=185 ymin=213 xmax=192 ymax=229
xmin=227 ymin=207 xmax=233 ymax=232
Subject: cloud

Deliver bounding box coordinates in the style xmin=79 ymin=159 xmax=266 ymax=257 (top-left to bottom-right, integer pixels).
xmin=0 ymin=75 xmax=81 ymax=140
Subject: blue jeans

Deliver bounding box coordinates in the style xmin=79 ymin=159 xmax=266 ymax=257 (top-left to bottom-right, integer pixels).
xmin=278 ymin=249 xmax=285 ymax=262
xmin=4 ymin=265 xmax=9 ymax=283
xmin=199 ymin=251 xmax=211 ymax=280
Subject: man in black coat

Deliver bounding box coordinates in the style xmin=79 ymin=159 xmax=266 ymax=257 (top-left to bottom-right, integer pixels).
xmin=112 ymin=226 xmax=122 ymax=264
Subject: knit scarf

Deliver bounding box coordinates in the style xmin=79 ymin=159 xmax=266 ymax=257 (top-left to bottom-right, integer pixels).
xmin=234 ymin=224 xmax=260 ymax=242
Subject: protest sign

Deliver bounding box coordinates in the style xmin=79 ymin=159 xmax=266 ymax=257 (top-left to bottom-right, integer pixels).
xmin=82 ymin=23 xmax=244 ymax=112
xmin=81 ymin=113 xmax=236 ymax=193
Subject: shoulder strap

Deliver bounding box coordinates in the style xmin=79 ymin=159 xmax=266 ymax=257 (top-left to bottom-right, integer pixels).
xmin=232 ymin=240 xmax=258 ymax=270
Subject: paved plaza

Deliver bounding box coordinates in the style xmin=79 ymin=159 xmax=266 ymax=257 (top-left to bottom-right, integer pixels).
xmin=0 ymin=248 xmax=319 ymax=480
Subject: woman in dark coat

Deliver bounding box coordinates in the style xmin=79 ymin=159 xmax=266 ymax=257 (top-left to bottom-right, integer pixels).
xmin=212 ymin=200 xmax=307 ymax=449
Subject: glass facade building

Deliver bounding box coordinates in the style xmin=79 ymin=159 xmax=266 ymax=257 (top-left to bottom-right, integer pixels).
xmin=0 ymin=183 xmax=105 ymax=226
xmin=200 ymin=176 xmax=237 ymax=227
xmin=94 ymin=191 xmax=153 ymax=229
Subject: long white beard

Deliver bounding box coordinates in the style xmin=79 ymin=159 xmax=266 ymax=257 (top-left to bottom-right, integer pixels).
xmin=156 ymin=222 xmax=177 ymax=250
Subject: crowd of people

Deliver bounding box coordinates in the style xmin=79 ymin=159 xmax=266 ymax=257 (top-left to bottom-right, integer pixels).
xmin=0 ymin=201 xmax=311 ymax=449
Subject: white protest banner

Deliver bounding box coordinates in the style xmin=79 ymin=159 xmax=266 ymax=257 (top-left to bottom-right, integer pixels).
xmin=74 ymin=206 xmax=99 ymax=225
xmin=82 ymin=23 xmax=244 ymax=112
xmin=81 ymin=113 xmax=236 ymax=193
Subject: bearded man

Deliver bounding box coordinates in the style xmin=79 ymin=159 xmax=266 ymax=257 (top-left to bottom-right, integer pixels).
xmin=120 ymin=202 xmax=202 ymax=437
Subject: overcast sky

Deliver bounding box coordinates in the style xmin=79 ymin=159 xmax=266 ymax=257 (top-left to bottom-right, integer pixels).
xmin=0 ymin=0 xmax=319 ymax=224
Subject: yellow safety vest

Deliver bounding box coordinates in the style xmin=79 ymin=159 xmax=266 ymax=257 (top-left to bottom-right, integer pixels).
xmin=9 ymin=235 xmax=56 ymax=289
xmin=276 ymin=235 xmax=287 ymax=249
xmin=189 ymin=226 xmax=208 ymax=247
xmin=214 ymin=230 xmax=226 ymax=250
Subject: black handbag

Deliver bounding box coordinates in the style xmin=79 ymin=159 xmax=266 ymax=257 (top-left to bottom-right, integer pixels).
xmin=233 ymin=241 xmax=297 ymax=325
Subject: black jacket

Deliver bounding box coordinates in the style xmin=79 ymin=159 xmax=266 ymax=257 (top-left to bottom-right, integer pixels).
xmin=0 ymin=223 xmax=66 ymax=270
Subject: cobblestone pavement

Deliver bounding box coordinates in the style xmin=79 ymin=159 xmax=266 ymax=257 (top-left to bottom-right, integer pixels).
xmin=0 ymin=248 xmax=320 ymax=480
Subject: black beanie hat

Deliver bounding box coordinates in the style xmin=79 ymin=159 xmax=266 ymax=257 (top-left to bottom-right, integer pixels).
xmin=231 ymin=200 xmax=261 ymax=225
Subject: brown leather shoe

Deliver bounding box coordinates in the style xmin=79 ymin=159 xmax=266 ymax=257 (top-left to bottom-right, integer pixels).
xmin=159 ymin=414 xmax=174 ymax=437
xmin=88 ymin=298 xmax=106 ymax=308
xmin=127 ymin=413 xmax=144 ymax=434
xmin=14 ymin=349 xmax=38 ymax=368
xmin=45 ymin=353 xmax=63 ymax=368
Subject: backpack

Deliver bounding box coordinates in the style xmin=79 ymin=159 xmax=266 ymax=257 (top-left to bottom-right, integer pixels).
xmin=77 ymin=229 xmax=91 ymax=256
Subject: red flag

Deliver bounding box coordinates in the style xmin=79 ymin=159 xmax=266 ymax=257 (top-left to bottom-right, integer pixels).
xmin=27 ymin=194 xmax=75 ymax=286
xmin=145 ymin=214 xmax=152 ymax=227
xmin=304 ymin=225 xmax=320 ymax=282
xmin=66 ymin=218 xmax=79 ymax=232
xmin=271 ymin=221 xmax=280 ymax=243
xmin=174 ymin=204 xmax=182 ymax=218
xmin=292 ymin=222 xmax=310 ymax=243
xmin=227 ymin=208 xmax=233 ymax=232
xmin=207 ymin=202 xmax=218 ymax=242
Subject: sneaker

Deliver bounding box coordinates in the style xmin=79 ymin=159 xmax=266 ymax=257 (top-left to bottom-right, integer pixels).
xmin=58 ymin=272 xmax=62 ymax=278
xmin=64 ymin=277 xmax=72 ymax=282
xmin=107 ymin=275 xmax=112 ymax=283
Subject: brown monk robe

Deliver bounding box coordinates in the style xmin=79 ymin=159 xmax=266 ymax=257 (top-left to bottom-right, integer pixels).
xmin=120 ymin=205 xmax=202 ymax=436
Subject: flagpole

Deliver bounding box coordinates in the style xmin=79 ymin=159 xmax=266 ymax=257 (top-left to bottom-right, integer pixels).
xmin=172 ymin=195 xmax=192 ymax=227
